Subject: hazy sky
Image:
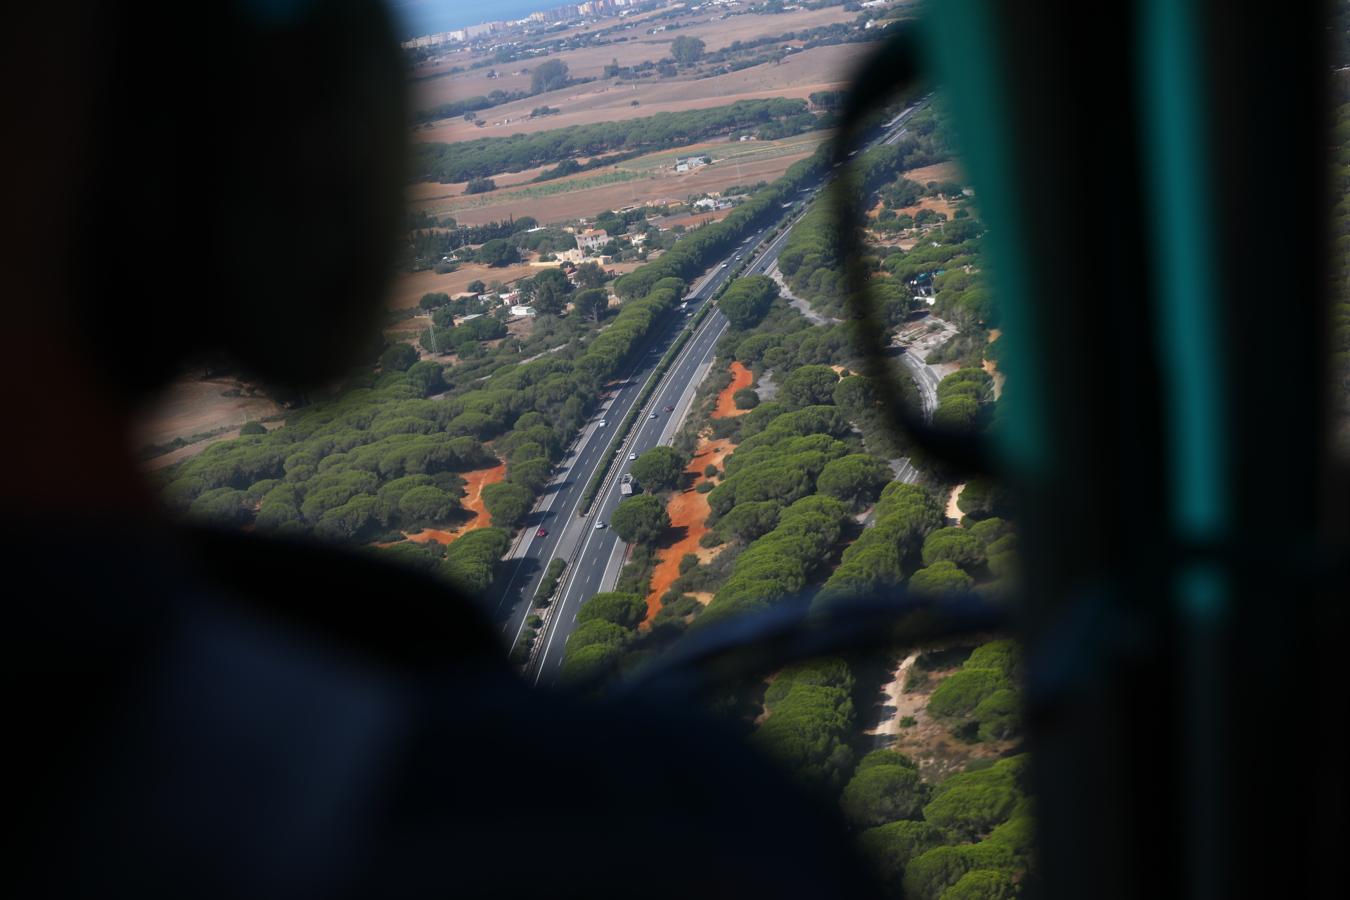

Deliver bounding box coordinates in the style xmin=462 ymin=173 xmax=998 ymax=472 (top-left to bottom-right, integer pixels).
xmin=387 ymin=0 xmax=575 ymax=39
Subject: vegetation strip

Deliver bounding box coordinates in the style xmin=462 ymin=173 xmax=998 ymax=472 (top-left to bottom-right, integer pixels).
xmin=579 ymin=322 xmax=695 ymax=515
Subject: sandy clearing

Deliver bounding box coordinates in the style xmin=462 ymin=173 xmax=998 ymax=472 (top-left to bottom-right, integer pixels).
xmin=714 ymin=360 xmax=754 ymax=418
xmin=946 ymin=484 xmax=965 ymax=522
xmin=901 ymin=161 xmax=964 ymax=186
xmin=134 ymin=377 xmax=282 ymax=451
xmin=386 ymin=264 xmax=538 ymax=309
xmin=642 ymin=359 xmax=752 ymax=621
xmin=404 ymin=460 xmax=507 ymax=545
xmin=895 ymin=196 xmax=961 ymax=220
xmin=866 ymin=643 xmax=1019 ymax=782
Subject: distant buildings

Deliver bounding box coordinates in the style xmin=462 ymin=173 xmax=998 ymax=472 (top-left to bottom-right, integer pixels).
xmin=403 ymin=0 xmax=640 ymax=48
xmin=675 ymin=155 xmax=710 ymax=173
xmin=693 ymin=195 xmax=732 ymax=211
xmin=510 ymin=305 xmax=538 ymax=317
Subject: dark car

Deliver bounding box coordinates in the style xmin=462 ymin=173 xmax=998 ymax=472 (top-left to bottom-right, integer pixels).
xmin=662 ymin=405 xmax=673 ymax=412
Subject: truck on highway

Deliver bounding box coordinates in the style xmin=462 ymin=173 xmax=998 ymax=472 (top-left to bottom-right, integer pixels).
xmin=619 ymin=473 xmax=636 ymax=496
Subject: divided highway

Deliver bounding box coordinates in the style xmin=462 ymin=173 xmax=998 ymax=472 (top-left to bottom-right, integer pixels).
xmin=504 ymin=97 xmax=933 ymax=687
xmin=487 ymin=221 xmax=783 ymax=647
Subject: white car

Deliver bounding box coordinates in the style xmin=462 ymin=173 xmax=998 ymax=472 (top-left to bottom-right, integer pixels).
xmin=720 ymin=262 xmax=728 ymax=268
xmin=594 ymin=521 xmax=606 ymax=530
xmin=648 ymin=412 xmax=658 ymax=419
xmin=628 ymin=452 xmax=637 ymax=461
xmin=598 ymin=419 xmax=607 ymax=427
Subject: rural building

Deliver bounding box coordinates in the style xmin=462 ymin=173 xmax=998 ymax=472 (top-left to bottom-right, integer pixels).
xmin=675 ymin=155 xmax=710 ymax=173
xmin=577 ymin=229 xmax=609 ymax=251
xmin=509 ymin=305 xmax=537 ymax=317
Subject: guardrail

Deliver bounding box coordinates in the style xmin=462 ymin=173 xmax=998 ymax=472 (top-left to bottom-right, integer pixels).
xmin=578 ymin=319 xmax=695 ymax=515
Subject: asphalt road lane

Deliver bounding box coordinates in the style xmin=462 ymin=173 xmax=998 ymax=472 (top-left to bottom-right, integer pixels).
xmin=500 ymin=98 xmax=931 ymax=684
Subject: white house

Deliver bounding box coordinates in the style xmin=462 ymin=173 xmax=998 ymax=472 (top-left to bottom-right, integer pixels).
xmin=576 ymin=228 xmax=609 ymax=251
xmin=509 ymin=305 xmax=537 ymax=317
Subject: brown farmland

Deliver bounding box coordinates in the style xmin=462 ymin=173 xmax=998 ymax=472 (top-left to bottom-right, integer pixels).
xmin=414 ymin=42 xmax=865 ymax=143
xmin=411 ymin=134 xmax=826 ymax=226
xmin=410 ymin=6 xmax=858 ymax=116
xmin=386 ymin=263 xmax=540 ymax=309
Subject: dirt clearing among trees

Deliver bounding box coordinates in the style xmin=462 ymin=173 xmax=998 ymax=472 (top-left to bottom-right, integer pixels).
xmin=386 ymin=263 xmax=538 ymax=309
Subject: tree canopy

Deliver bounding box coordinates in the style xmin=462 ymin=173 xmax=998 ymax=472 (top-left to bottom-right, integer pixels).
xmin=611 ymin=494 xmax=670 ymax=545
xmin=630 ymin=446 xmax=684 ymax=492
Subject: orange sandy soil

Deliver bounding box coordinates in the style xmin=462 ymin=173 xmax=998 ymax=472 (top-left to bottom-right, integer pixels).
xmin=641 ymin=437 xmax=736 ymax=624
xmin=713 ymin=360 xmax=754 ymax=418
xmin=641 ymin=362 xmax=753 ymax=621
xmin=404 ymin=460 xmax=507 ymax=545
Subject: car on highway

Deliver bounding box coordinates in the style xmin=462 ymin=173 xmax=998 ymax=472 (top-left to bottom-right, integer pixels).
xmin=648 ymin=412 xmax=658 ymax=419
xmin=628 ymin=452 xmax=637 ymax=461
xmin=720 ymin=262 xmax=728 ymax=268
xmin=536 ymin=527 xmax=548 ymax=538
xmin=662 ymin=405 xmax=673 ymax=412
xmin=598 ymin=419 xmax=607 ymax=427
xmin=594 ymin=521 xmax=606 ymax=530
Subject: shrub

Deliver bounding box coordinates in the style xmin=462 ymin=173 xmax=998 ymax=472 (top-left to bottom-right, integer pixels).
xmin=921 ymin=755 xmax=1027 ymax=841
xmin=733 ymin=387 xmax=760 ymax=409
xmin=939 ymin=869 xmax=1018 ymax=900
xmin=576 ymin=591 xmax=647 ymax=628
xmin=973 ymin=689 xmax=1021 ymax=742
xmin=928 ymin=668 xmax=1009 ymax=719
xmin=842 ymin=764 xmax=929 ymax=827
xmin=858 ymin=820 xmax=947 ymax=892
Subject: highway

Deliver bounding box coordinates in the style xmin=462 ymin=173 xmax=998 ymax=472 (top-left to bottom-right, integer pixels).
xmin=487 ymin=218 xmax=790 ymax=651
xmin=513 ymin=97 xmax=933 ymax=687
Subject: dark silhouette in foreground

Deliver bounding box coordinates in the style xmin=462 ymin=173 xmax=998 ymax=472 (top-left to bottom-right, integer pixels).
xmin=5 ymin=3 xmax=878 ymax=897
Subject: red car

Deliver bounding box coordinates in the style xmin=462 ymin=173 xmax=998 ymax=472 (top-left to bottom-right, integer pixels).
xmin=536 ymin=527 xmax=548 ymax=538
